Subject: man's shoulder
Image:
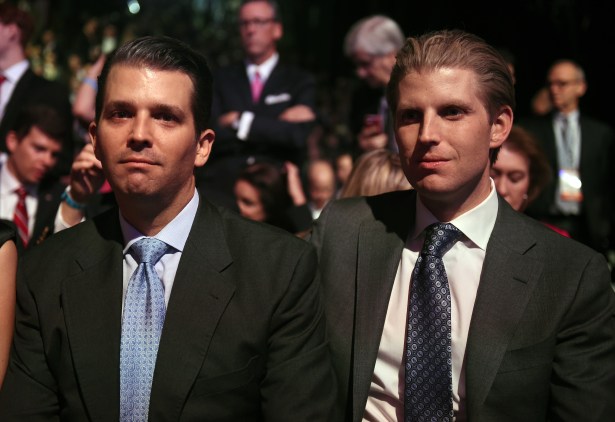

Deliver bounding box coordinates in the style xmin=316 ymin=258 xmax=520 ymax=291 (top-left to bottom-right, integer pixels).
xmin=320 ymin=190 xmax=415 ymax=228
xmin=206 ymin=201 xmax=312 ymax=252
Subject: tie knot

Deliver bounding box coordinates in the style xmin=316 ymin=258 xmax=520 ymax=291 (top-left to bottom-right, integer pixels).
xmin=131 ymin=237 xmax=168 ymax=264
xmin=0 ymin=74 xmax=6 ymax=85
xmin=421 ymin=222 xmax=461 ymax=258
xmin=15 ymin=186 xmax=27 ymax=199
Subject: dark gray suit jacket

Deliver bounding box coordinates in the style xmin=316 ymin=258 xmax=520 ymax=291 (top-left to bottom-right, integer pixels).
xmin=0 ymin=198 xmax=337 ymax=421
xmin=311 ymin=189 xmax=615 ymax=421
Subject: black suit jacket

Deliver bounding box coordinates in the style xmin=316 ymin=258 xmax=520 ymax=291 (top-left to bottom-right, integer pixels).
xmin=311 ymin=190 xmax=615 ymax=421
xmin=0 ymin=68 xmax=74 ymax=177
xmin=0 ymin=198 xmax=337 ymax=421
xmin=519 ymin=113 xmax=615 ymax=252
xmin=199 ymin=60 xmax=316 ymax=210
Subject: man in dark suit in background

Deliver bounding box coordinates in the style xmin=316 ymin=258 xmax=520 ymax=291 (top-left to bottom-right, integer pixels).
xmin=200 ymin=0 xmax=317 ymax=210
xmin=344 ymin=15 xmax=404 ymax=156
xmin=0 ymin=3 xmax=73 ymax=178
xmin=311 ymin=30 xmax=615 ymax=421
xmin=0 ymin=35 xmax=336 ymax=421
xmin=519 ymin=59 xmax=615 ymax=258
xmin=0 ymin=105 xmax=68 ymax=253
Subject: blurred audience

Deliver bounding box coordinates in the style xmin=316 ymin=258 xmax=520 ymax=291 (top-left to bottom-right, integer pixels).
xmin=203 ymin=0 xmax=317 ymax=210
xmin=306 ymin=159 xmax=336 ymax=219
xmin=233 ymin=160 xmax=312 ymax=235
xmin=0 ymin=220 xmax=16 ymax=389
xmin=339 ymin=149 xmax=411 ymax=198
xmin=0 ymin=3 xmax=73 ymax=178
xmin=344 ymin=15 xmax=404 ymax=155
xmin=0 ymin=105 xmax=69 ymax=253
xmin=491 ymin=125 xmax=569 ymax=237
xmin=519 ymin=59 xmax=615 ymax=254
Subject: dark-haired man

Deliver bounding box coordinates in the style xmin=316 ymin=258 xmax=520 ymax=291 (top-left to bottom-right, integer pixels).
xmin=0 ymin=35 xmax=336 ymax=421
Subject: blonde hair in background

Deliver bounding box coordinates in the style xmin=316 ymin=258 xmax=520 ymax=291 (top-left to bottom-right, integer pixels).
xmin=340 ymin=149 xmax=412 ymax=198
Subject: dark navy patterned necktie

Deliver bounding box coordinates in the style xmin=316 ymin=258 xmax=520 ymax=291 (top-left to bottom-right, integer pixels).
xmin=405 ymin=222 xmax=461 ymax=422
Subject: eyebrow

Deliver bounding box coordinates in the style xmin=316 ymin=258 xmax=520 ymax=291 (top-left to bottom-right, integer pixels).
xmin=104 ymin=100 xmax=187 ymax=117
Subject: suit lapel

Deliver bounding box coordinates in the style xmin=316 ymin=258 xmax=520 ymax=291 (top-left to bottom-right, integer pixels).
xmin=352 ymin=192 xmax=414 ymax=420
xmin=62 ymin=211 xmax=124 ymax=420
xmin=465 ymin=198 xmax=543 ymax=415
xmin=149 ymin=199 xmax=235 ymax=420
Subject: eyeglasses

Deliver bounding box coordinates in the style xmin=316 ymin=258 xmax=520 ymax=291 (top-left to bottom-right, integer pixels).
xmin=238 ymin=18 xmax=275 ymax=28
xmin=547 ymin=79 xmax=580 ymax=89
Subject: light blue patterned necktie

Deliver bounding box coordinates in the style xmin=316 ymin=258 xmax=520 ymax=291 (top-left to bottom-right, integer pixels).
xmin=405 ymin=223 xmax=461 ymax=422
xmin=120 ymin=237 xmax=168 ymax=422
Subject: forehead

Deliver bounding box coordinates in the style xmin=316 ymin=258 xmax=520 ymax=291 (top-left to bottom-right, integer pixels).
xmin=549 ymin=63 xmax=578 ymax=79
xmin=240 ymin=1 xmax=274 ymax=17
xmin=18 ymin=126 xmax=62 ymax=149
xmin=398 ymin=67 xmax=482 ymax=104
xmin=103 ymin=65 xmax=194 ymax=107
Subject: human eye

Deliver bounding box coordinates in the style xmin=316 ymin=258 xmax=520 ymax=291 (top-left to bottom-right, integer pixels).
xmin=154 ymin=112 xmax=179 ymax=123
xmin=442 ymin=106 xmax=464 ymax=119
xmin=398 ymin=109 xmax=420 ymax=125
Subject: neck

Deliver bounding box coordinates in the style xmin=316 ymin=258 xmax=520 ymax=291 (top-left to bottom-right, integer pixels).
xmin=0 ymin=48 xmax=26 ymax=72
xmin=248 ymin=49 xmax=276 ymax=66
xmin=116 ymin=183 xmax=195 ymax=236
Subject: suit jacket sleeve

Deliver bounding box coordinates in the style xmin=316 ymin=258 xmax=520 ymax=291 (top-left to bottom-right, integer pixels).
xmin=260 ymin=241 xmax=339 ymax=422
xmin=0 ymin=252 xmax=61 ymax=421
xmin=247 ymin=72 xmax=316 ymax=149
xmin=549 ymin=251 xmax=615 ymax=420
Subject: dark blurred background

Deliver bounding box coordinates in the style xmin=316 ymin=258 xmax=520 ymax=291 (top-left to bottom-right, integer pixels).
xmin=14 ymin=0 xmax=615 ymax=126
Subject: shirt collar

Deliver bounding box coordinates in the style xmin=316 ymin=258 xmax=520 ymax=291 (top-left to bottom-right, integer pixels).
xmin=555 ymin=109 xmax=579 ymax=123
xmin=413 ymin=179 xmax=499 ymax=250
xmin=0 ymin=161 xmax=38 ymax=197
xmin=2 ymin=60 xmax=29 ymax=84
xmin=120 ymin=189 xmax=200 ymax=253
xmin=246 ymin=52 xmax=279 ymax=81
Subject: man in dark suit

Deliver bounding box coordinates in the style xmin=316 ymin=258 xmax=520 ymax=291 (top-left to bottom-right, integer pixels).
xmin=518 ymin=59 xmax=615 ymax=256
xmin=0 ymin=3 xmax=73 ymax=178
xmin=199 ymin=0 xmax=317 ymax=210
xmin=0 ymin=105 xmax=69 ymax=253
xmin=0 ymin=36 xmax=337 ymax=421
xmin=311 ymin=30 xmax=615 ymax=421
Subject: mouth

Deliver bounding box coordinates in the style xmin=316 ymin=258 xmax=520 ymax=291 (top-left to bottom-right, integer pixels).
xmin=119 ymin=157 xmax=158 ymax=166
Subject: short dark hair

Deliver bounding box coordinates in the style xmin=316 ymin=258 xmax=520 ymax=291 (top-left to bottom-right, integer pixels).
xmin=0 ymin=3 xmax=34 ymax=48
xmin=236 ymin=161 xmax=292 ymax=226
xmin=95 ymin=35 xmax=213 ymax=134
xmin=10 ymin=105 xmax=67 ymax=145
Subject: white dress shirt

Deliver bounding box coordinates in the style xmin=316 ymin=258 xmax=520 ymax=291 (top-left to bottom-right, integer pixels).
xmin=0 ymin=162 xmax=38 ymax=237
xmin=120 ymin=189 xmax=200 ymax=308
xmin=236 ymin=53 xmax=279 ymax=140
xmin=363 ymin=181 xmax=499 ymax=422
xmin=0 ymin=59 xmax=29 ymax=122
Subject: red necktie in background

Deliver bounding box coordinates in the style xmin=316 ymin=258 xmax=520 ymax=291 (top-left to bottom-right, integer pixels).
xmin=13 ymin=186 xmax=29 ymax=247
xmin=251 ymin=71 xmax=263 ymax=103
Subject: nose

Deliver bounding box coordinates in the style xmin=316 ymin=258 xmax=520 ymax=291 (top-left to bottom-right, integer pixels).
xmin=128 ymin=113 xmax=152 ymax=148
xmin=494 ymin=176 xmax=508 ymax=197
xmin=417 ymin=112 xmax=440 ymax=144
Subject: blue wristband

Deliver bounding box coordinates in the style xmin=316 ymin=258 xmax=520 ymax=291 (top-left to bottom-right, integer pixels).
xmin=61 ymin=188 xmax=87 ymax=209
xmin=83 ymin=77 xmax=98 ymax=91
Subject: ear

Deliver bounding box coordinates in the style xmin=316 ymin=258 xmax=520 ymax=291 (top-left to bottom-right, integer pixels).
xmin=273 ymin=22 xmax=283 ymax=42
xmin=576 ymin=80 xmax=587 ymax=98
xmin=5 ymin=131 xmax=19 ymax=154
xmin=490 ymin=105 xmax=513 ymax=149
xmin=88 ymin=121 xmax=101 ymax=160
xmin=195 ymin=129 xmax=215 ymax=168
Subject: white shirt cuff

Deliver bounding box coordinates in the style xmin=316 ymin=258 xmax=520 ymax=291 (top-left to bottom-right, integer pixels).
xmin=237 ymin=111 xmax=255 ymax=141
